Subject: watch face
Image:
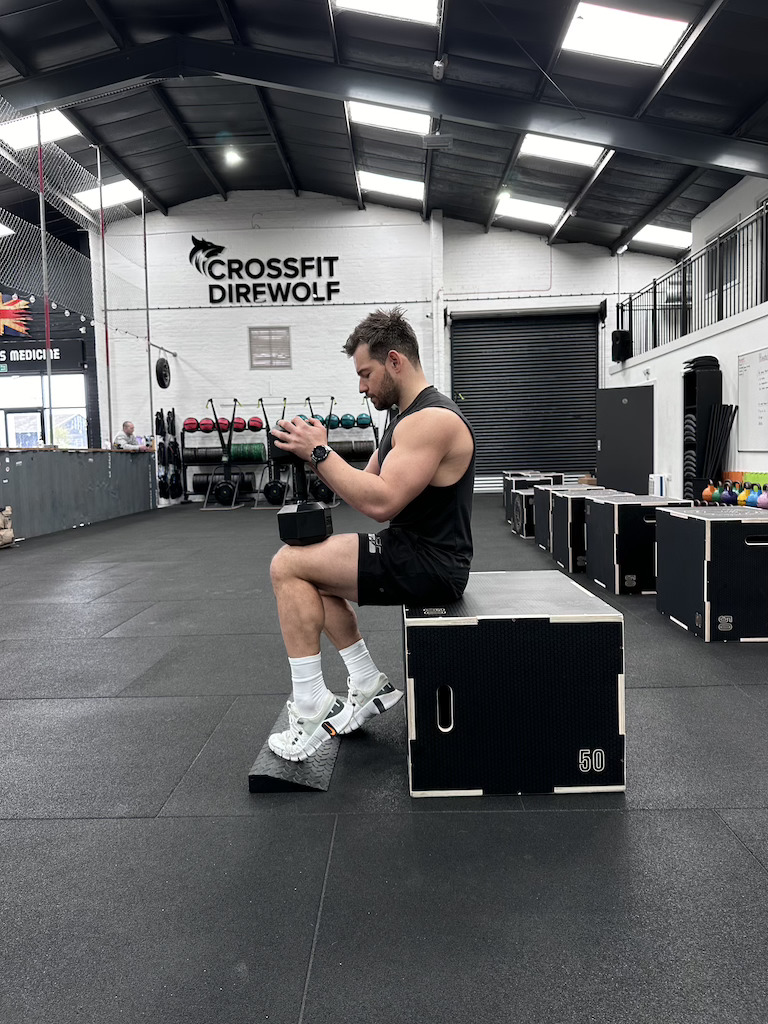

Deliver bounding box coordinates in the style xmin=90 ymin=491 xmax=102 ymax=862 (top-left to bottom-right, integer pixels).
xmin=312 ymin=445 xmax=328 ymax=462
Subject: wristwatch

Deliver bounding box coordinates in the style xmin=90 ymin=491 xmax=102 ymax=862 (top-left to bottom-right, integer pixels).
xmin=311 ymin=444 xmax=332 ymax=468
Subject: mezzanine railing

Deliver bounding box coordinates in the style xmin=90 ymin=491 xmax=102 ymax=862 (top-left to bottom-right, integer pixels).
xmin=617 ymin=204 xmax=768 ymax=355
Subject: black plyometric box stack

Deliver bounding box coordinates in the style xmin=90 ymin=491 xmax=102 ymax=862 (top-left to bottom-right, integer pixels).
xmin=552 ymin=489 xmax=627 ymax=573
xmin=534 ymin=484 xmax=604 ymax=552
xmin=656 ymin=506 xmax=768 ymax=641
xmin=510 ymin=489 xmax=536 ymax=537
xmin=683 ymin=363 xmax=722 ymax=501
xmin=403 ymin=572 xmax=626 ymax=797
xmin=503 ymin=472 xmax=564 ymax=524
xmin=499 ymin=471 xmax=540 ymax=508
xmin=586 ymin=494 xmax=693 ymax=595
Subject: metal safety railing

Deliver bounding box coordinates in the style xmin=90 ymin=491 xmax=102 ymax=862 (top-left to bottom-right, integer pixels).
xmin=617 ymin=204 xmax=768 ymax=356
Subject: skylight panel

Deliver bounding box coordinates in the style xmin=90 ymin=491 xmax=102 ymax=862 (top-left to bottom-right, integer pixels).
xmin=519 ymin=133 xmax=604 ymax=167
xmin=334 ymin=0 xmax=438 ymax=25
xmin=632 ymin=224 xmax=692 ymax=249
xmin=73 ymin=180 xmax=143 ymax=210
xmin=0 ymin=110 xmax=81 ymax=151
xmin=0 ymin=224 xmax=15 ymax=237
xmin=495 ymin=195 xmax=564 ymax=227
xmin=358 ymin=171 xmax=424 ymax=202
xmin=348 ymin=101 xmax=431 ymax=136
xmin=562 ymin=3 xmax=689 ymax=66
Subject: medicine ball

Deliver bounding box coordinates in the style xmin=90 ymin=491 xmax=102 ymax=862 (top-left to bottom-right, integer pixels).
xmin=356 ymin=413 xmax=372 ymax=428
xmin=340 ymin=414 xmax=356 ymax=429
xmin=199 ymin=418 xmax=215 ymax=433
xmin=217 ymin=418 xmax=230 ymax=432
xmin=248 ymin=416 xmax=264 ymax=432
xmin=327 ymin=414 xmax=340 ymax=430
xmin=232 ymin=417 xmax=246 ymax=432
xmin=314 ymin=415 xmax=326 ymax=426
xmin=183 ymin=417 xmax=199 ymax=433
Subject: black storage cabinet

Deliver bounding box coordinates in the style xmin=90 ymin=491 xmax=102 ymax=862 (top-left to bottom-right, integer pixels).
xmin=682 ymin=367 xmax=722 ymax=501
xmin=586 ymin=494 xmax=693 ymax=595
xmin=534 ymin=484 xmax=604 ymax=552
xmin=510 ymin=488 xmax=536 ymax=538
xmin=552 ymin=488 xmax=625 ymax=574
xmin=656 ymin=507 xmax=768 ymax=641
xmin=403 ymin=572 xmax=626 ymax=797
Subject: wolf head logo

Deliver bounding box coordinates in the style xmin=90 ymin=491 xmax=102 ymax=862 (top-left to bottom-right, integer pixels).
xmin=189 ymin=236 xmax=226 ymax=276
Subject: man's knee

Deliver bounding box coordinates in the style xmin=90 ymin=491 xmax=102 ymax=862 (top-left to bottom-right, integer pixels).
xmin=270 ymin=545 xmax=293 ymax=589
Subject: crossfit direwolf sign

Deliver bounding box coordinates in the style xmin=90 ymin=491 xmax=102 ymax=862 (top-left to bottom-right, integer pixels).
xmin=189 ymin=236 xmax=341 ymax=305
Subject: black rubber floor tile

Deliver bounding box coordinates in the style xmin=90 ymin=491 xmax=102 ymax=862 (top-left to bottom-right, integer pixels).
xmin=99 ymin=570 xmax=272 ymax=604
xmin=0 ymin=601 xmax=155 ymax=639
xmin=0 ymin=696 xmax=233 ymax=818
xmin=718 ymin=809 xmax=768 ymax=863
xmin=0 ymin=577 xmax=135 ymax=602
xmin=0 ymin=816 xmax=334 ymax=1024
xmin=0 ymin=637 xmax=178 ymax=698
xmin=304 ymin=811 xmax=768 ymax=1024
xmin=623 ymin=620 xmax=726 ymax=687
xmin=625 ymin=686 xmax=768 ymax=809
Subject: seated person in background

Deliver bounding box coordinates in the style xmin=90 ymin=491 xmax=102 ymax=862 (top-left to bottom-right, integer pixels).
xmin=113 ymin=421 xmax=151 ymax=451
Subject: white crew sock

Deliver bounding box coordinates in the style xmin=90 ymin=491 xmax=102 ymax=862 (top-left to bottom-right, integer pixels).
xmin=339 ymin=639 xmax=382 ymax=693
xmin=289 ymin=653 xmax=332 ymax=717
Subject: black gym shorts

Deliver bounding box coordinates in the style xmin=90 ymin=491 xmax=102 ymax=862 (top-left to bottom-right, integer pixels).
xmin=357 ymin=527 xmax=470 ymax=607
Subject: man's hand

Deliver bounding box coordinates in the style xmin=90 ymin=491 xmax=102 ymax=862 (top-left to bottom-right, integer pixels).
xmin=271 ymin=417 xmax=328 ymax=462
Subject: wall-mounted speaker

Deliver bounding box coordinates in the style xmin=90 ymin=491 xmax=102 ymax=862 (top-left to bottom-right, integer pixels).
xmin=611 ymin=330 xmax=632 ymax=362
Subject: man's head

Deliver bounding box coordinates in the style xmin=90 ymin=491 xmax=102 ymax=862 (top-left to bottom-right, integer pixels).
xmin=123 ymin=421 xmax=134 ymax=435
xmin=344 ymin=308 xmax=421 ymax=410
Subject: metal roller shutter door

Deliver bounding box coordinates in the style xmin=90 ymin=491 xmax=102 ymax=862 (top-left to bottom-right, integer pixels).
xmin=450 ymin=313 xmax=598 ymax=476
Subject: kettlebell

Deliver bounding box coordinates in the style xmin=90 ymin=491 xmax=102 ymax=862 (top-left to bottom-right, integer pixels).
xmin=712 ymin=482 xmax=724 ymax=504
xmin=747 ymin=485 xmax=761 ymax=507
xmin=702 ymin=481 xmax=715 ymax=502
xmin=757 ymin=486 xmax=768 ymax=510
xmin=720 ymin=483 xmax=736 ymax=505
xmin=737 ymin=482 xmax=750 ymax=506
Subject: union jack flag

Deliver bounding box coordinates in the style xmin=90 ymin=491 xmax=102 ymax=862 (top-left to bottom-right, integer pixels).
xmin=0 ymin=294 xmax=32 ymax=336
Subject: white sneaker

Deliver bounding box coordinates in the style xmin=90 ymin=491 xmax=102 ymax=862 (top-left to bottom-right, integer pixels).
xmin=268 ymin=692 xmax=354 ymax=761
xmin=338 ymin=673 xmax=403 ymax=734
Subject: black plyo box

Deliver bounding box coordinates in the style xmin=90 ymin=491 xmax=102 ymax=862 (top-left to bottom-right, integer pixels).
xmin=552 ymin=489 xmax=625 ymax=573
xmin=586 ymin=494 xmax=693 ymax=595
xmin=503 ymin=472 xmax=564 ymax=523
xmin=403 ymin=572 xmax=625 ymax=797
xmin=656 ymin=506 xmax=768 ymax=641
xmin=510 ymin=489 xmax=536 ymax=537
xmin=534 ymin=484 xmax=604 ymax=552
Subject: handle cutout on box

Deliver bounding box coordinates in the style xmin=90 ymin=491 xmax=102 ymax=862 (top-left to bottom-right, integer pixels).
xmin=436 ymin=685 xmax=454 ymax=733
xmin=643 ymin=514 xmax=656 ymax=523
xmin=745 ymin=536 xmax=768 ymax=546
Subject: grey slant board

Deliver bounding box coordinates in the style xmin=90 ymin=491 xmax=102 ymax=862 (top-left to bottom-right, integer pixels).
xmin=248 ymin=704 xmax=342 ymax=793
xmin=404 ymin=570 xmax=623 ymax=624
xmin=664 ymin=507 xmax=768 ymax=521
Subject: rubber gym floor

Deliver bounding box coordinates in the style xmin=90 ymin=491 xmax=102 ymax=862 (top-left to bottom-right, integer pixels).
xmin=2 ymin=493 xmax=768 ymax=1024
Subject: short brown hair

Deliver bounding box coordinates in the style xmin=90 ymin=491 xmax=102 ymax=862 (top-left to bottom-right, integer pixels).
xmin=343 ymin=307 xmax=420 ymax=364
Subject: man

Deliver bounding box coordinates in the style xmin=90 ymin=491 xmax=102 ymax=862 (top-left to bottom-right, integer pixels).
xmin=113 ymin=421 xmax=151 ymax=452
xmin=268 ymin=307 xmax=475 ymax=761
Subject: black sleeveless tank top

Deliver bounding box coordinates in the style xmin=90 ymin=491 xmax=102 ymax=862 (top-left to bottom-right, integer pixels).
xmin=377 ymin=386 xmax=475 ymax=567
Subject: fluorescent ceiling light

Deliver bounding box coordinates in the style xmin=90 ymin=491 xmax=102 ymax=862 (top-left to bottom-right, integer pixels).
xmin=562 ymin=3 xmax=689 ymax=66
xmin=520 ymin=133 xmax=604 ymax=167
xmin=0 ymin=109 xmax=81 ymax=151
xmin=348 ymin=101 xmax=431 ymax=136
xmin=0 ymin=224 xmax=15 ymax=237
xmin=358 ymin=170 xmax=424 ymax=202
xmin=334 ymin=0 xmax=438 ymax=25
xmin=73 ymin=180 xmax=143 ymax=210
xmin=632 ymin=224 xmax=692 ymax=249
xmin=224 ymin=147 xmax=243 ymax=166
xmin=495 ymin=194 xmax=564 ymax=226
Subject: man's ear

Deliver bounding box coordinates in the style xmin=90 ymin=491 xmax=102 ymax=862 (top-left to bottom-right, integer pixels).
xmin=387 ymin=350 xmax=402 ymax=372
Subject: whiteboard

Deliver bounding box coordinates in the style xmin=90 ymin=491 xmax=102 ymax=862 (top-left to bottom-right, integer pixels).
xmin=738 ymin=346 xmax=768 ymax=451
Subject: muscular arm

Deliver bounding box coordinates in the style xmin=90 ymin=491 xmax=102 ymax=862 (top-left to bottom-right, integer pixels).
xmin=273 ymin=411 xmax=464 ymax=523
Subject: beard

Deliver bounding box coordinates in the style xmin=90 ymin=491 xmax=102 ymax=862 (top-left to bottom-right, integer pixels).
xmin=367 ymin=368 xmax=400 ymax=410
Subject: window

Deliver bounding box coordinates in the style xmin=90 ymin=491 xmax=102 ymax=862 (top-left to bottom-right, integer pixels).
xmin=249 ymin=327 xmax=291 ymax=369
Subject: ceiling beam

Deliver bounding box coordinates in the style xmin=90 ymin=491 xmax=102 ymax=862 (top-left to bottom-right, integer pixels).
xmin=215 ymin=0 xmax=244 ymax=46
xmin=548 ymin=149 xmax=615 ymax=242
xmin=6 ymin=38 xmax=768 ymax=179
xmin=62 ymin=107 xmax=169 ymax=215
xmin=610 ymin=167 xmax=703 ymax=254
xmin=483 ymin=136 xmax=523 ymax=232
xmin=254 ymin=87 xmax=299 ymax=196
xmin=83 ymin=0 xmax=126 ymax=51
xmin=0 ymin=30 xmax=30 ymax=78
xmin=0 ymin=140 xmax=97 ymax=226
xmin=325 ymin=0 xmax=363 ymax=210
xmin=148 ymin=84 xmax=228 ymax=200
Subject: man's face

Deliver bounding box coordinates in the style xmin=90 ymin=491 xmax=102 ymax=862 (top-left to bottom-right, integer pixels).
xmin=125 ymin=423 xmax=135 ymax=435
xmin=353 ymin=344 xmax=399 ymax=410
